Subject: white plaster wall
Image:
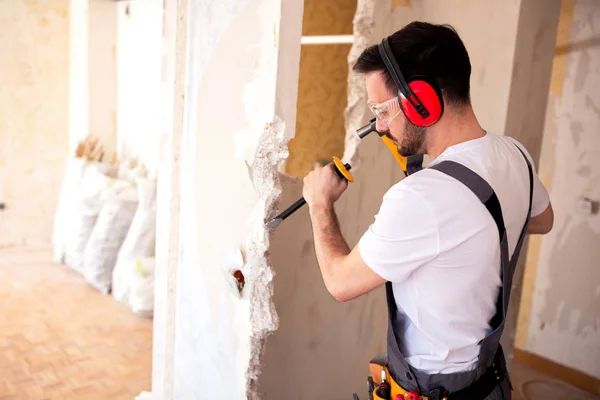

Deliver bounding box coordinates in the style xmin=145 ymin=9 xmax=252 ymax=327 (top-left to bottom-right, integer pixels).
xmin=116 ymin=0 xmax=163 ymax=171
xmin=0 ymin=0 xmax=70 ymax=248
xmin=168 ymin=0 xmax=304 ymax=398
xmin=88 ymin=0 xmax=118 ymax=157
xmin=260 ymin=1 xmax=557 ymax=398
xmin=152 ymin=0 xmax=179 ymax=397
xmin=527 ymin=0 xmax=600 ymax=378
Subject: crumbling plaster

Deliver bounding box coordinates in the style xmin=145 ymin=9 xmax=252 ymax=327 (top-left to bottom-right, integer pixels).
xmin=524 ymin=0 xmax=600 ymax=379
xmin=0 ymin=0 xmax=70 ymax=248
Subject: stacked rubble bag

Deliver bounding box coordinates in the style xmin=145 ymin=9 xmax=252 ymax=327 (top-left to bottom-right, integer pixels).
xmin=82 ymin=159 xmax=140 ymax=295
xmin=52 ymin=136 xmax=116 ymax=267
xmin=111 ymin=169 xmax=157 ymax=317
xmin=51 ymin=136 xmax=157 ymax=318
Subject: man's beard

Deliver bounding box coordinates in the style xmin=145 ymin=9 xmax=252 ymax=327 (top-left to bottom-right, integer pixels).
xmin=386 ymin=121 xmax=426 ymax=157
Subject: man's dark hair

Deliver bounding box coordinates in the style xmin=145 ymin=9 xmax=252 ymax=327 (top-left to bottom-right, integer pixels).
xmin=353 ymin=22 xmax=472 ymax=107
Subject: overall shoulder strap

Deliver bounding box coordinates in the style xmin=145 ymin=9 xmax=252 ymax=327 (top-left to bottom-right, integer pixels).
xmin=428 ymin=149 xmax=534 ymax=362
xmin=512 ymin=146 xmax=534 ymax=261
xmin=429 ymin=160 xmax=509 ymax=333
xmin=428 ymin=161 xmax=507 ymax=249
xmin=505 ymin=146 xmax=534 ymax=308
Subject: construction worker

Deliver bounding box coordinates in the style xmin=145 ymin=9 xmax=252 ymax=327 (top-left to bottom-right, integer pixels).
xmin=302 ymin=22 xmax=554 ymax=399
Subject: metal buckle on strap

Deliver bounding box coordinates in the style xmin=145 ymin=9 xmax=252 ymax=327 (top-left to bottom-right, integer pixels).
xmin=427 ymin=388 xmax=448 ymax=400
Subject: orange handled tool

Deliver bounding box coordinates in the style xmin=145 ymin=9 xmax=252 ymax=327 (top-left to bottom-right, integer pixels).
xmin=358 ymin=117 xmax=423 ymax=176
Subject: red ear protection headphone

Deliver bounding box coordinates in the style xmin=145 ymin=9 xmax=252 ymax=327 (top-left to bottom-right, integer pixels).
xmin=378 ymin=36 xmax=444 ymax=127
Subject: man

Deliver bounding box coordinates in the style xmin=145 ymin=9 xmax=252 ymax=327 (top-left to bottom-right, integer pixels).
xmin=302 ymin=22 xmax=554 ymax=399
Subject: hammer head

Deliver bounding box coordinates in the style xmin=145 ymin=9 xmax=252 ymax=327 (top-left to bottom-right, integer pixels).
xmin=356 ymin=117 xmax=379 ymax=139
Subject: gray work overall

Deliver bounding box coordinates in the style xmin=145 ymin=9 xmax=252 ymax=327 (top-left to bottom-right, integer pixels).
xmin=385 ymin=148 xmax=533 ymax=399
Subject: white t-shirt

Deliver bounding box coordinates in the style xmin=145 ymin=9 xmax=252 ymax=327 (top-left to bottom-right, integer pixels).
xmin=358 ymin=132 xmax=550 ymax=374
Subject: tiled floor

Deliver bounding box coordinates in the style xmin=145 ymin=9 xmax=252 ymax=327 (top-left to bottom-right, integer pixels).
xmin=0 ymin=248 xmax=152 ymax=400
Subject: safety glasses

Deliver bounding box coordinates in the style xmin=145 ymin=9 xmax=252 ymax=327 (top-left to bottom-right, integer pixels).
xmin=367 ymin=96 xmax=402 ymax=129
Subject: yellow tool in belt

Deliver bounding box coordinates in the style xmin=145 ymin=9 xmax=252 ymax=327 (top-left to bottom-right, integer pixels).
xmin=367 ymin=364 xmax=433 ymax=400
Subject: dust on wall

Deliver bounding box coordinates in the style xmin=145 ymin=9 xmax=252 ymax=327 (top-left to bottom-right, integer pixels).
xmin=522 ymin=0 xmax=600 ymax=379
xmin=0 ymin=0 xmax=70 ymax=248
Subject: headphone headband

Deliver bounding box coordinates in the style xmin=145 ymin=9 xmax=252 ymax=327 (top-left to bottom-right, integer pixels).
xmin=378 ymin=37 xmax=430 ymax=119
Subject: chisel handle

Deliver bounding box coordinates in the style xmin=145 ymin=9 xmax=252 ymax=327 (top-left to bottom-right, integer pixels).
xmin=269 ymin=157 xmax=352 ymax=224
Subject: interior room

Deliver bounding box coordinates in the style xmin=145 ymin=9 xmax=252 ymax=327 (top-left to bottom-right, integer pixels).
xmin=0 ymin=0 xmax=598 ymax=399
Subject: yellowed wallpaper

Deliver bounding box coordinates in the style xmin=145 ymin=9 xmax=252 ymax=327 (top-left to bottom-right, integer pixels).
xmin=286 ymin=44 xmax=352 ymax=178
xmin=301 ymin=0 xmax=355 ymax=36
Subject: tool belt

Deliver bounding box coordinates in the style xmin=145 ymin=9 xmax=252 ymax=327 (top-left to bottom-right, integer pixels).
xmin=365 ymin=353 xmax=509 ymax=400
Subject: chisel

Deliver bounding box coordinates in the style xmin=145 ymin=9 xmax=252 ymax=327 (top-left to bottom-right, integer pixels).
xmin=264 ymin=156 xmax=353 ymax=230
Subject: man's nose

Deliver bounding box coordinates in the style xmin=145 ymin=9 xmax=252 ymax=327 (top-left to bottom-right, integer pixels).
xmin=375 ymin=118 xmax=387 ymax=132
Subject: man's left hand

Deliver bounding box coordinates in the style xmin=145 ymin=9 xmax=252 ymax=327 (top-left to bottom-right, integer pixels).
xmin=303 ymin=163 xmax=349 ymax=209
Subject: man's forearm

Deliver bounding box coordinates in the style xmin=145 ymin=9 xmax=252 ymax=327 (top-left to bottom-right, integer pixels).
xmin=308 ymin=204 xmax=350 ymax=292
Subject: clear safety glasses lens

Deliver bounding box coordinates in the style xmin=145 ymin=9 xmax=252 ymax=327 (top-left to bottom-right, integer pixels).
xmin=367 ymin=97 xmax=401 ymax=128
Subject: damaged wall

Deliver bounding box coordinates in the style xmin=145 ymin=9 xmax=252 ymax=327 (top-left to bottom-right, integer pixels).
xmin=260 ymin=0 xmax=559 ymax=398
xmin=0 ymin=0 xmax=70 ymax=248
xmin=518 ymin=0 xmax=600 ymax=379
xmin=153 ymin=0 xmax=304 ymax=398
